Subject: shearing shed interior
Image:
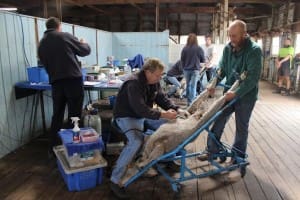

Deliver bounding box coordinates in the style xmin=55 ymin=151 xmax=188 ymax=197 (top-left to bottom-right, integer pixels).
xmin=0 ymin=0 xmax=300 ymax=199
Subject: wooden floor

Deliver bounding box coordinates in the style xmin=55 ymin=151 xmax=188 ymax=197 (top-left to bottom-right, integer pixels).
xmin=1 ymin=80 xmax=300 ymax=200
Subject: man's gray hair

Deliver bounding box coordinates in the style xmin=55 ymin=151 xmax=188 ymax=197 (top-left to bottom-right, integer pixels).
xmin=142 ymin=58 xmax=165 ymax=73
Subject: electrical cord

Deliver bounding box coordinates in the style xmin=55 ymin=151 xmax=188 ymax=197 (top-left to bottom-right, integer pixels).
xmin=18 ymin=15 xmax=30 ymax=66
xmin=122 ymin=128 xmax=144 ymax=135
xmin=20 ymin=96 xmax=30 ymax=143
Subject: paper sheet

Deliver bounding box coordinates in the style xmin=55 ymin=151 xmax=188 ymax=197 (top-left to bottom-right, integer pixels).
xmin=84 ymin=81 xmax=101 ymax=86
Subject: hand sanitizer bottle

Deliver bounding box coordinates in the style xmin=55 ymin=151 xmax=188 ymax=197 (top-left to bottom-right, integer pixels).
xmin=71 ymin=117 xmax=80 ymax=143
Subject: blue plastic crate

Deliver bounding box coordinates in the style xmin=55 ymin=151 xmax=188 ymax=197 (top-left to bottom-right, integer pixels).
xmin=108 ymin=95 xmax=116 ymax=109
xmin=27 ymin=66 xmax=49 ymax=83
xmin=113 ymin=60 xmax=121 ymax=66
xmin=59 ymin=128 xmax=105 ymax=157
xmin=57 ymin=156 xmax=104 ymax=191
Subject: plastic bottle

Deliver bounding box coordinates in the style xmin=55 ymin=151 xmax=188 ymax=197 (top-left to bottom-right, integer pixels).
xmin=124 ymin=64 xmax=131 ymax=75
xmin=84 ymin=108 xmax=102 ymax=136
xmin=71 ymin=117 xmax=80 ymax=143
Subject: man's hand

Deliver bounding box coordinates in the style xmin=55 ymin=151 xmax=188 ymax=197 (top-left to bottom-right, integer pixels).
xmin=160 ymin=109 xmax=177 ymax=120
xmin=205 ymin=62 xmax=213 ymax=69
xmin=276 ymin=60 xmax=281 ymax=69
xmin=224 ymin=91 xmax=236 ymax=101
xmin=177 ymin=108 xmax=190 ymax=119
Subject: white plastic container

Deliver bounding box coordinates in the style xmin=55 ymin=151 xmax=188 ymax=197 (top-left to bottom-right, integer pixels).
xmin=124 ymin=64 xmax=131 ymax=75
xmin=84 ymin=110 xmax=102 ymax=136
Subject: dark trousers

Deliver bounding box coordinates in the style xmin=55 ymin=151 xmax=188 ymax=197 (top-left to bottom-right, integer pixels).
xmin=197 ymin=67 xmax=216 ymax=94
xmin=205 ymin=67 xmax=215 ymax=82
xmin=207 ymin=99 xmax=256 ymax=158
xmin=50 ymin=78 xmax=84 ymax=150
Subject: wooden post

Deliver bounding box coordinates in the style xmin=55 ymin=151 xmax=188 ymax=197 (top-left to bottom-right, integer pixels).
xmin=139 ymin=13 xmax=143 ymax=31
xmin=155 ymin=0 xmax=160 ymax=32
xmin=178 ymin=13 xmax=181 ymax=43
xmin=195 ymin=13 xmax=199 ymax=34
xmin=220 ymin=0 xmax=228 ymax=43
xmin=43 ymin=0 xmax=48 ymax=18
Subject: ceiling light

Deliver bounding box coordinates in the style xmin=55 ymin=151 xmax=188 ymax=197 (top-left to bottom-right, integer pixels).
xmin=0 ymin=8 xmax=18 ymax=11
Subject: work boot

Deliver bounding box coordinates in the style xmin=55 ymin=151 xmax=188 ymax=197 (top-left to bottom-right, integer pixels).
xmin=240 ymin=166 xmax=247 ymax=178
xmin=272 ymin=87 xmax=281 ymax=94
xmin=166 ymin=161 xmax=181 ymax=172
xmin=198 ymin=151 xmax=216 ymax=161
xmin=110 ymin=182 xmax=130 ymax=199
xmin=48 ymin=149 xmax=56 ymax=160
xmin=198 ymin=152 xmax=226 ymax=163
xmin=230 ymin=158 xmax=247 ymax=178
xmin=282 ymin=88 xmax=291 ymax=96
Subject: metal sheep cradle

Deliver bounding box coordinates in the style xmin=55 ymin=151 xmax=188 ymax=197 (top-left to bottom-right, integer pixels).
xmin=122 ymin=71 xmax=249 ymax=192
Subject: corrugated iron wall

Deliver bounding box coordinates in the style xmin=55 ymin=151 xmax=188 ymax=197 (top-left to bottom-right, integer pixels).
xmin=0 ymin=12 xmax=40 ymax=158
xmin=112 ymin=30 xmax=169 ymax=66
xmin=0 ymin=11 xmax=169 ymax=158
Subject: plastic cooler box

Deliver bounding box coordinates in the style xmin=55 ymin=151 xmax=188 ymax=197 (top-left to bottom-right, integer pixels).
xmin=59 ymin=128 xmax=105 ymax=157
xmin=27 ymin=66 xmax=49 ymax=83
xmin=54 ymin=146 xmax=107 ymax=191
xmin=27 ymin=66 xmax=86 ymax=83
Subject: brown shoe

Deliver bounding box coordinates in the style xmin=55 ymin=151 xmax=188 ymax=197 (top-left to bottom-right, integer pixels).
xmin=198 ymin=152 xmax=214 ymax=161
xmin=198 ymin=153 xmax=209 ymax=161
xmin=198 ymin=152 xmax=226 ymax=163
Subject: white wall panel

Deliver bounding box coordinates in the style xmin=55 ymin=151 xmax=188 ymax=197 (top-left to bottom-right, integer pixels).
xmin=112 ymin=30 xmax=169 ymax=67
xmin=74 ymin=26 xmax=97 ymax=66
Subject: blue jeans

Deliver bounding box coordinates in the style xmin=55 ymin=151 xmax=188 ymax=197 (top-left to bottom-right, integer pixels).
xmin=166 ymin=76 xmax=181 ymax=96
xmin=110 ymin=117 xmax=167 ymax=184
xmin=184 ymin=70 xmax=200 ymax=105
xmin=207 ymin=99 xmax=256 ymax=158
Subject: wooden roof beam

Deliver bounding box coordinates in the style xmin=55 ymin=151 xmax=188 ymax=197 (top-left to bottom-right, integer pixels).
xmin=164 ymin=6 xmax=216 ymax=14
xmin=64 ymin=0 xmax=84 ymax=7
xmin=130 ymin=2 xmax=146 ymax=13
xmin=78 ymin=0 xmax=287 ymax=6
xmin=231 ymin=7 xmax=272 ymax=15
xmin=86 ymin=5 xmax=110 ymax=14
xmin=64 ymin=0 xmax=110 ymax=15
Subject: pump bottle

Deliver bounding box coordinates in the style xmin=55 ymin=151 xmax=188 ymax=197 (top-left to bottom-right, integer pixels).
xmin=71 ymin=117 xmax=80 ymax=143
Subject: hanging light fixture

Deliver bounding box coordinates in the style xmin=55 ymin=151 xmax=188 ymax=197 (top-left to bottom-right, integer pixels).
xmin=0 ymin=7 xmax=18 ymax=11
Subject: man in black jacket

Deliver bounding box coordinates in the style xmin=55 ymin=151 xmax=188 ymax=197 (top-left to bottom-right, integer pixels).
xmin=165 ymin=60 xmax=185 ymax=97
xmin=110 ymin=58 xmax=180 ymax=199
xmin=38 ymin=17 xmax=91 ymax=156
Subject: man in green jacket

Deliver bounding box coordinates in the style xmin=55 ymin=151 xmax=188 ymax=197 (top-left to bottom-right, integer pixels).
xmin=200 ymin=20 xmax=262 ymax=177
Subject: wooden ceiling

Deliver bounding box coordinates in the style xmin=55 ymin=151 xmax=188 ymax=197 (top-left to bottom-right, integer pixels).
xmin=0 ymin=0 xmax=297 ymax=36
